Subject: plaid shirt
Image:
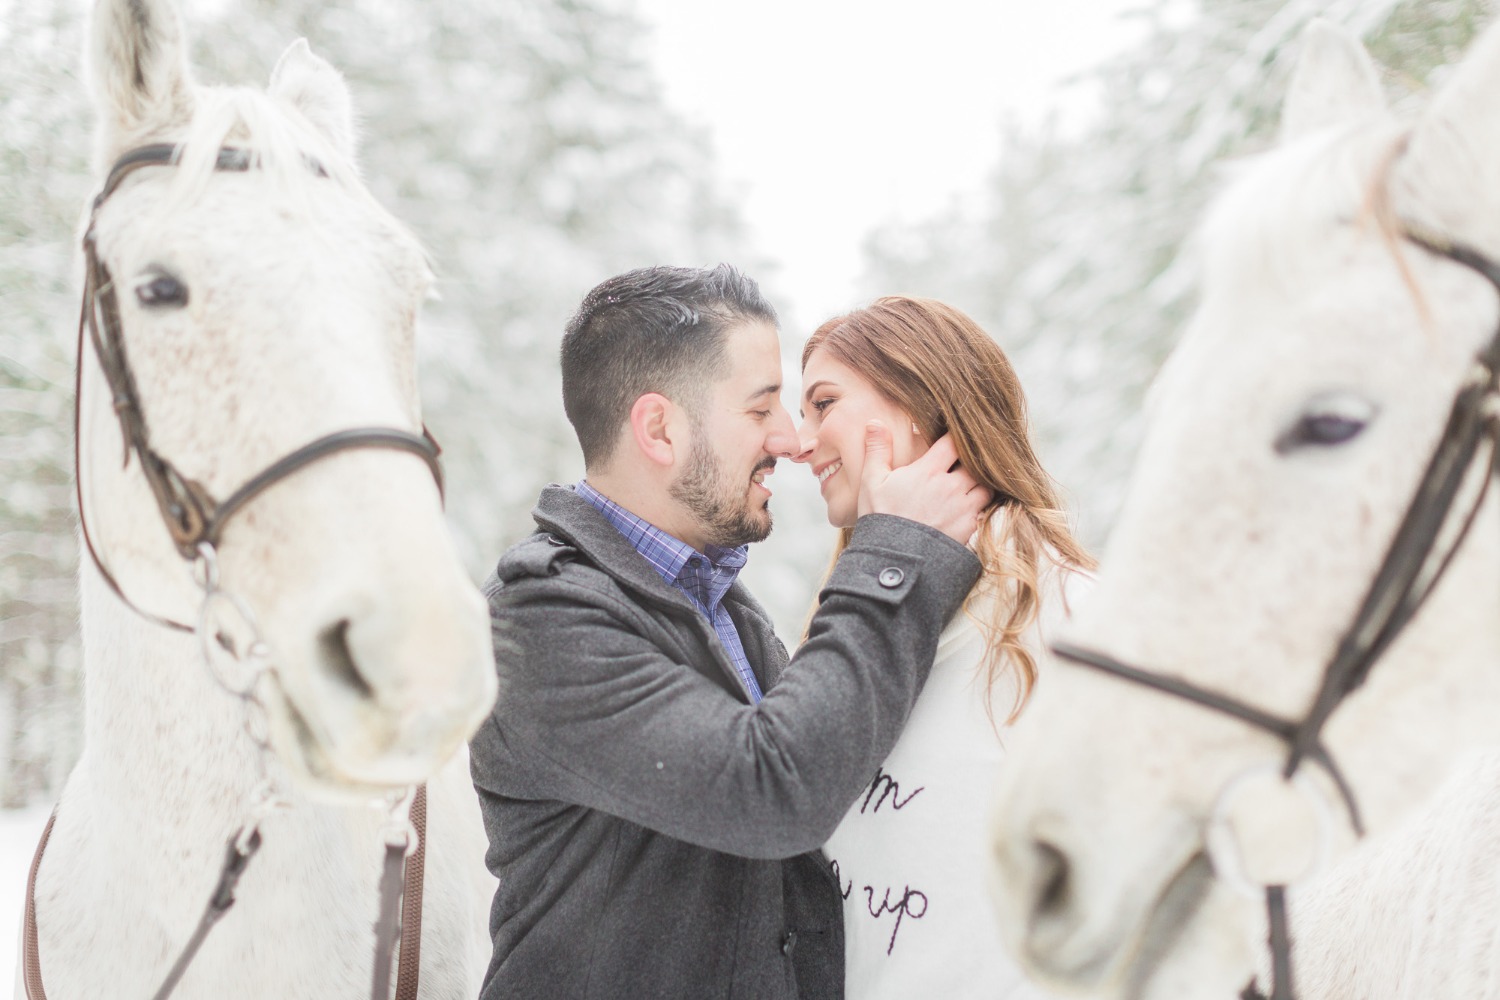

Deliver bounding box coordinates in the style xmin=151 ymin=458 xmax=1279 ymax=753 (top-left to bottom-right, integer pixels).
xmin=574 ymin=481 xmax=763 ymax=703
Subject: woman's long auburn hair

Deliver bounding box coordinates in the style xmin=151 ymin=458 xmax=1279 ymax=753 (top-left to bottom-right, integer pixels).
xmin=804 ymin=296 xmax=1094 ymax=722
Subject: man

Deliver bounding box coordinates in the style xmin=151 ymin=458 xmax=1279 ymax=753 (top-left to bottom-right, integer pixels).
xmin=471 ymin=264 xmax=986 ymax=1000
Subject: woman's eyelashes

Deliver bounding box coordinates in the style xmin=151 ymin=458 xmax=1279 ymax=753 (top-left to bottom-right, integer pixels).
xmin=810 ymin=396 xmax=836 ymax=413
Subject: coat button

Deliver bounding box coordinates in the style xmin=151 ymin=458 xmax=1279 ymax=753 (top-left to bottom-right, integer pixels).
xmin=878 ymin=567 xmax=905 ymax=588
xmin=782 ymin=930 xmax=797 ymax=955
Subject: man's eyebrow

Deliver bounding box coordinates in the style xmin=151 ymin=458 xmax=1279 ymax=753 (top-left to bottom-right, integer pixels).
xmin=744 ymin=383 xmax=781 ymax=404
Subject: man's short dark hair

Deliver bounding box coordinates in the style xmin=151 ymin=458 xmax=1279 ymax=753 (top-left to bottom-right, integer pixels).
xmin=560 ymin=264 xmax=778 ymax=469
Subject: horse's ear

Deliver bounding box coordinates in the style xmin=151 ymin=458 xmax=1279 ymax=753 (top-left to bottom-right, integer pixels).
xmin=1279 ymin=20 xmax=1385 ymax=144
xmin=89 ymin=0 xmax=195 ymax=147
xmin=270 ymin=39 xmax=357 ymax=163
xmin=1280 ymin=20 xmax=1385 ymax=142
xmin=1397 ymin=17 xmax=1500 ymax=243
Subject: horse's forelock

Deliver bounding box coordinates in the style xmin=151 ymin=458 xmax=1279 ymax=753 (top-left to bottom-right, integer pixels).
xmin=159 ymin=85 xmax=365 ymax=216
xmin=1195 ymin=129 xmax=1384 ymax=306
xmin=1194 ymin=124 xmax=1446 ymax=346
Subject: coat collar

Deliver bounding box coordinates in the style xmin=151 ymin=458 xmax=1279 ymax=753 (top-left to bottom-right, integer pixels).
xmin=531 ymin=483 xmax=703 ymax=616
xmin=530 ymin=483 xmax=784 ymax=689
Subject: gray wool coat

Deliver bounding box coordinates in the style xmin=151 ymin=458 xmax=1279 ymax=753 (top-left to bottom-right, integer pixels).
xmin=470 ymin=485 xmax=981 ymax=1000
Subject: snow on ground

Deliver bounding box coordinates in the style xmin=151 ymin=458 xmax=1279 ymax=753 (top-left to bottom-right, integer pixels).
xmin=1 ymin=804 xmax=56 ymax=989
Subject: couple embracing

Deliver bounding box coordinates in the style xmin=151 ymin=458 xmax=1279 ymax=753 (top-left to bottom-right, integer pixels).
xmin=469 ymin=265 xmax=1092 ymax=1000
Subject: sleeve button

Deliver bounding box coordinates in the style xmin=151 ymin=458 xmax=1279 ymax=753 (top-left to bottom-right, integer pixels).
xmin=878 ymin=567 xmax=905 ymax=588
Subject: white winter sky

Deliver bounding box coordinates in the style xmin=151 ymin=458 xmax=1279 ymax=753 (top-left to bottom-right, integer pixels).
xmin=635 ymin=0 xmax=1150 ymax=333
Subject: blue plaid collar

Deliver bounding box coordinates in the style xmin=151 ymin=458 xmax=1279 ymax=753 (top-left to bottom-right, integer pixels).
xmin=574 ymin=480 xmax=748 ymax=591
xmin=572 ymin=480 xmax=762 ymax=702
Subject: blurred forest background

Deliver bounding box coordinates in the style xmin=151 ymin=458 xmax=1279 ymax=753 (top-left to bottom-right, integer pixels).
xmin=0 ymin=0 xmax=1490 ymax=806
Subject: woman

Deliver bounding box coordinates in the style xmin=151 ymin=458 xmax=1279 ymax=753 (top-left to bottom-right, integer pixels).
xmin=795 ymin=296 xmax=1093 ymax=999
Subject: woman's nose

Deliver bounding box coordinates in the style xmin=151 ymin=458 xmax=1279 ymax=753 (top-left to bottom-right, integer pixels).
xmin=791 ymin=428 xmax=816 ymax=464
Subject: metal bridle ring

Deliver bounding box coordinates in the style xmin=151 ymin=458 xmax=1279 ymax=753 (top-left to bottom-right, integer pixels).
xmin=377 ymin=786 xmax=421 ymax=858
xmin=1205 ymin=762 xmax=1337 ymax=899
xmin=197 ymin=588 xmax=270 ymax=696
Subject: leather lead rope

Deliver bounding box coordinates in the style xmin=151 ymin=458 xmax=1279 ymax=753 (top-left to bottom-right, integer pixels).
xmin=150 ymin=829 xmax=265 ymax=1000
xmin=1238 ymin=886 xmax=1294 ymax=1000
xmin=21 ymin=789 xmax=426 ymax=1000
xmin=370 ymin=844 xmax=407 ymax=1000
xmin=1266 ymin=886 xmax=1294 ymax=1000
xmin=22 ymin=812 xmax=55 ymax=1000
xmin=394 ymin=784 xmax=428 ymax=1000
xmin=1236 ymin=881 xmax=1296 ymax=1000
xmin=373 ymin=784 xmax=428 ymax=1000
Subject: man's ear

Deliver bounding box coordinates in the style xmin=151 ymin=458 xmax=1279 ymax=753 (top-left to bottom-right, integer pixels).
xmin=629 ymin=393 xmax=679 ymax=467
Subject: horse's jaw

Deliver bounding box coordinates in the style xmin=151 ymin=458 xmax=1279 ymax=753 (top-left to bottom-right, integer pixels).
xmin=988 ymin=666 xmax=1274 ymax=999
xmin=996 ymin=840 xmax=1221 ymax=995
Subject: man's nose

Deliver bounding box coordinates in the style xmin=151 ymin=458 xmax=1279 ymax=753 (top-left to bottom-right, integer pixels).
xmin=764 ymin=409 xmax=800 ymax=458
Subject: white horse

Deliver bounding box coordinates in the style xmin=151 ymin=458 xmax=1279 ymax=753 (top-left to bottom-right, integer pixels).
xmin=18 ymin=0 xmax=498 ymax=996
xmin=989 ymin=15 xmax=1500 ymax=1000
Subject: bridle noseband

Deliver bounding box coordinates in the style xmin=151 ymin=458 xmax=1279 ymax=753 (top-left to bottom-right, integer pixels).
xmin=75 ymin=142 xmax=445 ymax=631
xmin=1053 ymin=226 xmax=1500 ymax=1000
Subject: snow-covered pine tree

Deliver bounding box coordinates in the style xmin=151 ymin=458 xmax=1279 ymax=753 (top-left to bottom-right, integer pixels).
xmin=860 ymin=0 xmax=1490 ymax=545
xmin=188 ymin=0 xmax=764 ymax=575
xmin=0 ymin=0 xmax=91 ymax=806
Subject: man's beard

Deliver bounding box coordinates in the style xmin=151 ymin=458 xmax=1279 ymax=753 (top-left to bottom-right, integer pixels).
xmin=670 ymin=436 xmax=774 ymax=549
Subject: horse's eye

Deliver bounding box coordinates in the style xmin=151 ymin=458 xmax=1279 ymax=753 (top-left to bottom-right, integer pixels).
xmin=135 ymin=272 xmax=189 ymax=309
xmin=1275 ymin=394 xmax=1375 ymax=454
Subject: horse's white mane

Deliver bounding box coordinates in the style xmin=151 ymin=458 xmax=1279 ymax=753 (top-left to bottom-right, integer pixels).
xmin=112 ymin=82 xmax=437 ymax=295
xmin=1141 ymin=127 xmax=1402 ymax=418
xmin=136 ymin=84 xmax=399 ymax=233
xmin=1197 ymin=126 xmax=1394 ymax=302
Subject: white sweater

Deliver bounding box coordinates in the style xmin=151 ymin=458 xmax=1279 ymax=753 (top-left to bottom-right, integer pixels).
xmin=823 ymin=561 xmax=1088 ymax=1000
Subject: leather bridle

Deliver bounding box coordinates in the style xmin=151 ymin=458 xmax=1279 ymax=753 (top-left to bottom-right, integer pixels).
xmin=75 ymin=143 xmax=444 ymax=632
xmin=1052 ymin=226 xmax=1500 ymax=1000
xmin=27 ymin=143 xmax=438 ymax=1000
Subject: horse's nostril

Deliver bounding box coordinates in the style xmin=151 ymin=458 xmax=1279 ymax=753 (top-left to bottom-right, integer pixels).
xmin=317 ymin=618 xmax=374 ymax=701
xmin=1034 ymin=839 xmax=1072 ymax=920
